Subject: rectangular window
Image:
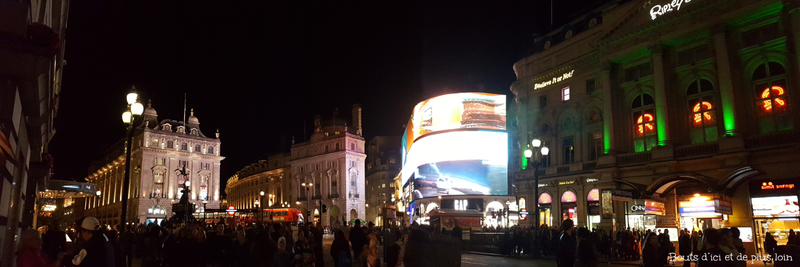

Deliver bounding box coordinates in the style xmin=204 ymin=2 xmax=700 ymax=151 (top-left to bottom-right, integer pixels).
xmin=624 ymin=62 xmax=653 ymax=82
xmin=151 ymin=139 xmax=159 ymax=147
xmin=181 ymin=143 xmax=188 ymax=151
xmin=562 ymin=87 xmax=571 ymax=101
xmin=167 ymin=141 xmax=173 ymax=149
xmin=539 ymin=96 xmax=547 ymax=109
xmin=195 ymin=145 xmax=201 ymax=153
xmin=677 ymin=44 xmax=710 ymax=66
xmin=588 ymin=133 xmax=603 ymax=160
xmin=586 ymin=79 xmax=596 ymax=94
xmin=562 ymin=137 xmax=575 ymax=164
xmin=208 ymin=147 xmax=214 ymax=154
xmin=743 ymin=23 xmax=781 ymax=47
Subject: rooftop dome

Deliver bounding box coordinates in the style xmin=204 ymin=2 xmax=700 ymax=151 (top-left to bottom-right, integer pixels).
xmin=144 ymin=100 xmax=158 ymax=117
xmin=188 ymin=108 xmax=199 ymax=125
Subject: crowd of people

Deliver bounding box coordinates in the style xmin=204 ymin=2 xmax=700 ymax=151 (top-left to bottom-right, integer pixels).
xmin=18 ymin=216 xmax=405 ymax=267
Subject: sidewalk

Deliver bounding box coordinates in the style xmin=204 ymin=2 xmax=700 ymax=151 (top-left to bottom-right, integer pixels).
xmin=461 ymin=252 xmax=777 ymax=267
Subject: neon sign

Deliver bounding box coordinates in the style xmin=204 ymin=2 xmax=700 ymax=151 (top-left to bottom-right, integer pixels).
xmin=761 ymin=182 xmax=795 ymax=190
xmin=650 ymin=0 xmax=694 ymax=20
xmin=534 ymin=70 xmax=575 ymax=90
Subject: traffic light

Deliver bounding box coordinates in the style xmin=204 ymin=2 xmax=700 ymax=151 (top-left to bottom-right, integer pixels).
xmin=322 ymin=204 xmax=327 ymax=213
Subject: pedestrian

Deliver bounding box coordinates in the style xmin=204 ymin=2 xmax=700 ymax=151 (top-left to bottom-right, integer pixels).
xmin=788 ymin=229 xmax=797 ymax=246
xmin=330 ymin=230 xmax=352 ymax=267
xmin=16 ymin=229 xmax=64 ymax=267
xmin=354 ymin=232 xmax=379 ymax=267
xmin=679 ymin=230 xmax=692 ymax=267
xmin=575 ymin=228 xmax=598 ymax=267
xmin=70 ymin=217 xmax=115 ymax=267
xmin=41 ymin=223 xmax=66 ymax=264
xmin=251 ymin=229 xmax=278 ymax=267
xmin=719 ymin=228 xmax=744 ymax=267
xmin=658 ymin=229 xmax=672 ymax=265
xmin=451 ymin=222 xmax=463 ymax=242
xmin=386 ymin=230 xmax=404 ymax=267
xmin=557 ymin=219 xmax=576 ymax=267
xmin=273 ymin=237 xmax=292 ymax=267
xmin=120 ymin=226 xmax=137 ymax=267
xmin=642 ymin=233 xmax=660 ymax=267
xmin=349 ymin=220 xmax=367 ymax=259
xmin=764 ymin=232 xmax=777 ymax=263
xmin=293 ymin=230 xmax=315 ymax=267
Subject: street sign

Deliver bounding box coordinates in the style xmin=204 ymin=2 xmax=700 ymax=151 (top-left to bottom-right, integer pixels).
xmin=226 ymin=206 xmax=237 ymax=216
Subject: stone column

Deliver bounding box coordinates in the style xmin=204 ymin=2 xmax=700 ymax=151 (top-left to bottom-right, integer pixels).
xmin=651 ymin=44 xmax=670 ymax=145
xmin=600 ymin=62 xmax=616 ymax=153
xmin=712 ymin=25 xmax=738 ymax=135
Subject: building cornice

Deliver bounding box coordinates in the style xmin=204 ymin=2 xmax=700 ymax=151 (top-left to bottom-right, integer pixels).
xmin=289 ymin=151 xmax=367 ymax=164
xmin=144 ymin=128 xmax=221 ymax=143
xmin=141 ymin=147 xmax=226 ymax=160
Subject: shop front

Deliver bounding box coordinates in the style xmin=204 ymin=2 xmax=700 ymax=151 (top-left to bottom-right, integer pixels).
xmin=587 ymin=188 xmax=601 ymax=230
xmin=749 ymin=179 xmax=800 ymax=256
xmin=624 ymin=199 xmax=664 ymax=231
xmin=561 ymin=190 xmax=578 ymax=222
xmin=539 ymin=192 xmax=553 ymax=227
xmin=678 ymin=194 xmax=732 ymax=231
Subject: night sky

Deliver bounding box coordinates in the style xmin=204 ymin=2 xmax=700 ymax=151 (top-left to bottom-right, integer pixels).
xmin=49 ymin=0 xmax=605 ymax=194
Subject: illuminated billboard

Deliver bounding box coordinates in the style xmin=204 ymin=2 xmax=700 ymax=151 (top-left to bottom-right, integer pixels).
xmin=402 ymin=93 xmax=506 ymax=165
xmin=403 ymin=130 xmax=508 ymax=199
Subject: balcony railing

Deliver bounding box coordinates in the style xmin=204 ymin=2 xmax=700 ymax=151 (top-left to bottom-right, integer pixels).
xmin=557 ymin=166 xmax=570 ymax=173
xmin=149 ymin=193 xmax=165 ymax=199
xmin=617 ymin=151 xmax=652 ymax=165
xmin=745 ymin=130 xmax=800 ymax=149
xmin=328 ymin=194 xmax=340 ymax=199
xmin=674 ymin=142 xmax=719 ymax=158
xmin=582 ymin=161 xmax=597 ymax=171
xmin=312 ymin=195 xmax=322 ymax=200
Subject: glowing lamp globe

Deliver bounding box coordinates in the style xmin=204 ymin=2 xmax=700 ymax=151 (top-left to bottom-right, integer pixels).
xmin=131 ymin=102 xmax=144 ymax=115
xmin=541 ymin=147 xmax=550 ymax=156
xmin=531 ymin=139 xmax=542 ymax=148
xmin=126 ymin=92 xmax=138 ymax=105
xmin=524 ymin=149 xmax=533 ymax=158
xmin=122 ymin=111 xmax=132 ymax=124
xmin=260 ymin=191 xmax=265 ymax=196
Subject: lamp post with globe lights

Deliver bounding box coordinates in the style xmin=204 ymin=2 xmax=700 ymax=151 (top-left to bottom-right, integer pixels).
xmin=202 ymin=200 xmax=208 ymax=222
xmin=120 ymin=87 xmax=144 ymax=231
xmin=524 ymin=138 xmax=549 ymax=229
xmin=254 ymin=200 xmax=260 ymax=224
xmin=260 ymin=191 xmax=265 ymax=224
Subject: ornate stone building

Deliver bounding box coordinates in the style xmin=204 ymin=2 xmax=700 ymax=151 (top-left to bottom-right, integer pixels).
xmin=225 ymin=154 xmax=291 ymax=212
xmin=510 ymin=0 xmax=800 ymax=254
xmin=84 ymin=104 xmax=224 ymax=225
xmin=364 ymin=136 xmax=401 ymax=225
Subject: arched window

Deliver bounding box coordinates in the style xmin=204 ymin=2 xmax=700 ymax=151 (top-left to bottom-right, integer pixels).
xmin=754 ymin=62 xmax=792 ymax=133
xmin=631 ymin=93 xmax=657 ymax=152
xmin=687 ymin=80 xmax=718 ymax=144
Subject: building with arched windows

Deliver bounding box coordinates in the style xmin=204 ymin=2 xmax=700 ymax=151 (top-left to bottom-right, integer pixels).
xmin=84 ymin=104 xmax=224 ymax=226
xmin=511 ymin=0 xmax=800 ymax=254
xmin=225 ymin=105 xmax=367 ymax=226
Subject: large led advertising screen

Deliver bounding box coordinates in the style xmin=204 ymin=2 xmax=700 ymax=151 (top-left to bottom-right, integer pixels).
xmin=402 ymin=130 xmax=508 ymax=199
xmin=402 ymin=93 xmax=506 ymax=165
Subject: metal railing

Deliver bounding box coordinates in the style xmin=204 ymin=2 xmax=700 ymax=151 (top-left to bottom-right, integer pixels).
xmin=582 ymin=161 xmax=597 ymax=170
xmin=745 ymin=130 xmax=800 ymax=148
xmin=617 ymin=151 xmax=652 ymax=165
xmin=674 ymin=142 xmax=719 ymax=158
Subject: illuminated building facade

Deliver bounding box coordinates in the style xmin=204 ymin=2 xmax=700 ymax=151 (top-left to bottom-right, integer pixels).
xmin=511 ymin=0 xmax=800 ymax=254
xmin=1 ymin=1 xmax=70 ymax=265
xmin=365 ymin=136 xmax=401 ymax=226
xmin=84 ymin=104 xmax=224 ymax=226
xmin=225 ymin=154 xmax=292 ymax=215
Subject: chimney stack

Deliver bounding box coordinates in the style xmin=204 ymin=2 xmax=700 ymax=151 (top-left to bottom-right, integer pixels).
xmin=351 ymin=104 xmax=362 ymax=136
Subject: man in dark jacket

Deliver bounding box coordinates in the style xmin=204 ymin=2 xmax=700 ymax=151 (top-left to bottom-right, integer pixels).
xmin=679 ymin=230 xmax=692 ymax=267
xmin=557 ymin=219 xmax=576 ymax=267
xmin=659 ymin=229 xmax=672 ymax=265
xmin=71 ymin=217 xmax=115 ymax=267
xmin=42 ymin=223 xmax=67 ymax=263
xmin=350 ymin=220 xmax=367 ymax=259
xmin=451 ymin=222 xmax=463 ymax=242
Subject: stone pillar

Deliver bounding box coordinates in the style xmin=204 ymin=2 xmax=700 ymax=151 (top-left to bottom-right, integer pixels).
xmin=650 ymin=45 xmax=670 ymax=145
xmin=600 ymin=62 xmax=616 ymax=153
xmin=712 ymin=25 xmax=738 ymax=135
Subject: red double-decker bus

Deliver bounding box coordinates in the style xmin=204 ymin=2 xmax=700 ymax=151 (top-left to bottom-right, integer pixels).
xmin=254 ymin=208 xmax=304 ymax=224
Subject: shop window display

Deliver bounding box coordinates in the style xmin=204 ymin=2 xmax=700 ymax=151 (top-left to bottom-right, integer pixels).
xmin=561 ymin=191 xmax=578 ymax=222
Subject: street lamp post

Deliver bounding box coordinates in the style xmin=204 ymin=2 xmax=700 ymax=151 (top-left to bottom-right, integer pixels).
xmin=120 ymin=87 xmax=144 ymax=231
xmin=254 ymin=200 xmax=260 ymax=225
xmin=524 ymin=139 xmax=549 ymax=258
xmin=269 ymin=194 xmax=275 ymax=223
xmin=183 ymin=180 xmax=191 ymax=225
xmin=301 ymin=183 xmax=313 ymax=222
xmin=260 ymin=191 xmax=265 ymax=225
xmin=202 ymin=200 xmax=208 ymax=223
xmin=524 ymin=138 xmax=549 ymax=229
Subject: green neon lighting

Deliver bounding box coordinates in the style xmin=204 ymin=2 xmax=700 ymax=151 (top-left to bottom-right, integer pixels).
xmin=721 ymin=97 xmax=736 ymax=134
xmin=521 ymin=153 xmax=528 ymax=170
xmin=656 ymin=106 xmax=668 ymax=145
xmin=603 ymin=125 xmax=612 ymax=154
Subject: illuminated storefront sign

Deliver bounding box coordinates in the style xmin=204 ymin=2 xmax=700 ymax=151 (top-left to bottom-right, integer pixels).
xmin=42 ymin=205 xmax=57 ymax=212
xmin=645 ymin=200 xmax=666 ymax=215
xmin=631 ymin=205 xmax=647 ymax=212
xmin=539 ymin=193 xmax=552 ymax=204
xmin=649 ymin=0 xmax=695 ymax=20
xmin=601 ymin=189 xmax=614 ymax=218
xmin=534 ymin=70 xmax=574 ymax=90
xmin=518 ymin=197 xmax=527 ymax=209
xmin=561 ymin=191 xmax=577 ymax=203
xmin=761 ymin=181 xmax=795 ymax=190
xmin=678 ymin=198 xmax=732 ymax=216
xmin=587 ymin=188 xmax=600 ymax=201
xmin=752 ymin=196 xmax=800 ymax=218
xmin=558 ymin=180 xmax=575 ymax=186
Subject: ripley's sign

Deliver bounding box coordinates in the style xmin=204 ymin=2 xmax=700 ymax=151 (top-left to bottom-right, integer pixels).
xmin=649 ymin=0 xmax=695 ymax=21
